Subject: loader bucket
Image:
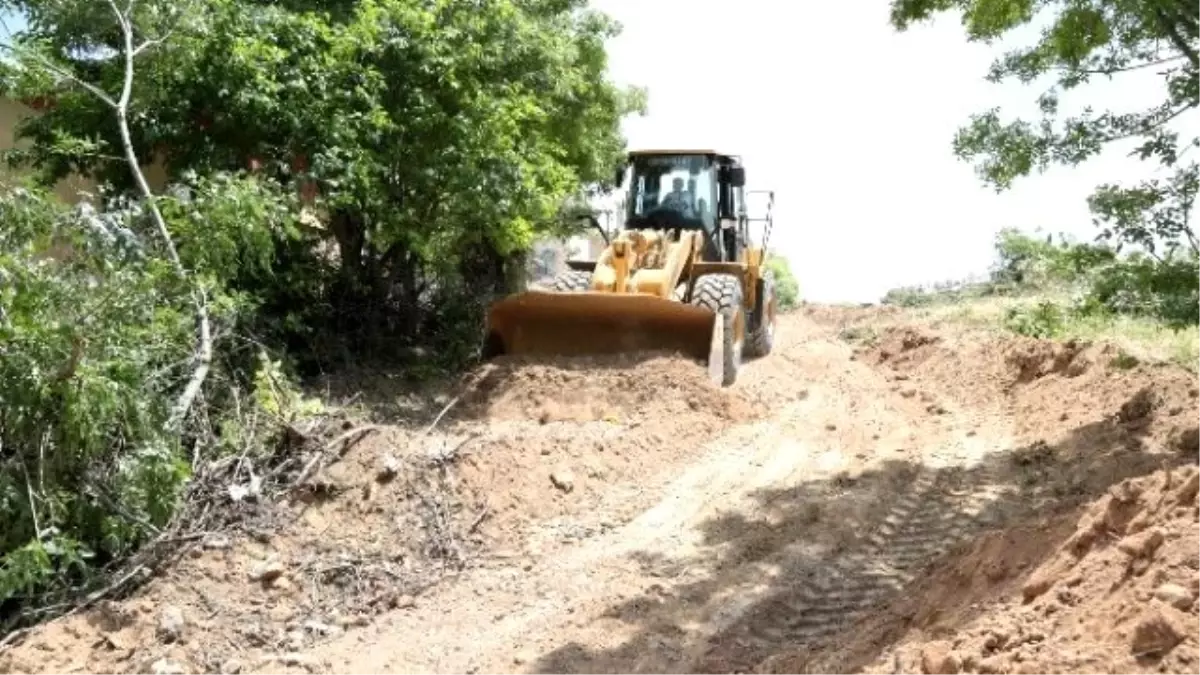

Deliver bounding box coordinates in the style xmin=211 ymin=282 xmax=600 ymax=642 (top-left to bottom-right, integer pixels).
xmin=484 ymin=290 xmax=723 ymax=379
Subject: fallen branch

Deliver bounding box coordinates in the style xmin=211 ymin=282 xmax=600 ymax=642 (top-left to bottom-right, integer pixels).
xmin=423 ymin=395 xmax=461 ymax=435
xmin=467 ymin=504 xmax=491 ymax=535
xmin=291 ymin=425 xmax=383 ymax=489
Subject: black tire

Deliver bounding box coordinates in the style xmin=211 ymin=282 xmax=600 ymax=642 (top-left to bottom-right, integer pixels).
xmin=746 ymin=275 xmax=777 ymax=358
xmin=689 ymin=273 xmax=745 ymax=386
xmin=551 ymin=269 xmax=592 ymax=292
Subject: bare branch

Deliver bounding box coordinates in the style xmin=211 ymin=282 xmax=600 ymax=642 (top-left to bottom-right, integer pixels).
xmin=132 ymin=35 xmax=169 ymax=57
xmin=1075 ymin=54 xmax=1187 ymax=76
xmin=109 ymin=0 xmax=133 ymax=37
xmin=89 ymin=0 xmax=213 ymax=431
xmin=0 ymin=44 xmax=118 ymax=108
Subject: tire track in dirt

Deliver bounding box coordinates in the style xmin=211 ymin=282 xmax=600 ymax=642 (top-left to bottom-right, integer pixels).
xmin=679 ymin=389 xmax=1025 ymax=671
xmin=299 ymin=312 xmax=1041 ymax=675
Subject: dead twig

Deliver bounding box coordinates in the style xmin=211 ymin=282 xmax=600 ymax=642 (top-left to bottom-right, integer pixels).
xmin=291 ymin=425 xmax=383 ymax=489
xmin=423 ymin=395 xmax=461 ymax=435
xmin=323 ymin=424 xmax=384 ymax=454
xmin=467 ymin=504 xmax=491 ymax=535
xmin=426 ymin=433 xmax=479 ymax=466
xmin=0 ymin=627 xmax=30 ymax=650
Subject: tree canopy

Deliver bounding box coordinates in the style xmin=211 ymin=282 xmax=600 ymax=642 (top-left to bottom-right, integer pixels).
xmin=889 ymin=0 xmax=1198 ymax=257
xmin=0 ymin=0 xmax=646 ymax=350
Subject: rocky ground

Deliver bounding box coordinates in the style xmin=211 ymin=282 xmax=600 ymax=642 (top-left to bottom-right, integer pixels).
xmin=1 ymin=304 xmax=1196 ymax=675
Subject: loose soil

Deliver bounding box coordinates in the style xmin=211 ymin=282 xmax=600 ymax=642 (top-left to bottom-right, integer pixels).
xmin=1 ymin=304 xmax=1196 ymax=675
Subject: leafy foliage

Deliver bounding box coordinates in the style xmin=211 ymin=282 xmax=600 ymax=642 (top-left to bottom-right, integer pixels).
xmin=889 ymin=0 xmax=1198 ymax=257
xmin=0 ymin=185 xmax=193 ymax=604
xmin=1003 ymin=300 xmax=1066 ymax=337
xmin=765 ymin=255 xmax=800 ymax=309
xmin=0 ymin=0 xmax=645 ymax=363
xmin=882 ymin=228 xmax=1198 ymax=332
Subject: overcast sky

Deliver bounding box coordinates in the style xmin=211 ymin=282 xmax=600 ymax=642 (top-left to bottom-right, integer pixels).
xmin=590 ymin=0 xmax=1196 ymax=302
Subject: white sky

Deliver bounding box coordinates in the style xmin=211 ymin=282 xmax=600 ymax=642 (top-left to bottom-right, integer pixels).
xmin=590 ymin=0 xmax=1198 ymax=302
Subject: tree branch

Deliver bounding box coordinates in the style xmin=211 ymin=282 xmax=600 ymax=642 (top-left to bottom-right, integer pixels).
xmin=0 ymin=15 xmax=118 ymax=109
xmin=1155 ymin=6 xmax=1200 ymax=68
xmin=98 ymin=0 xmax=212 ymax=431
xmin=1074 ymin=55 xmax=1186 ymax=76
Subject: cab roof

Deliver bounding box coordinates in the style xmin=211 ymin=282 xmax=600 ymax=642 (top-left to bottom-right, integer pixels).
xmin=629 ymin=148 xmax=723 ymax=157
xmin=627 ymin=149 xmax=742 ymax=166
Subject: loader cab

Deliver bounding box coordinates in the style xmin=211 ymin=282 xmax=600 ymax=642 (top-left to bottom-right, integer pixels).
xmin=618 ymin=150 xmax=748 ymax=262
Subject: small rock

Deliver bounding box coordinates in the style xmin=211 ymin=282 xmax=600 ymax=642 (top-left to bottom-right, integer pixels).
xmin=1130 ymin=607 xmax=1188 ymax=654
xmin=286 ymin=629 xmax=306 ymax=650
xmin=376 ymin=453 xmax=401 ymax=482
xmin=202 ymin=534 xmax=232 ymax=550
xmin=1172 ymin=427 xmax=1200 ymax=454
xmin=920 ymin=641 xmax=960 ymax=674
xmin=303 ymin=619 xmax=343 ymax=637
xmin=395 ymin=594 xmax=417 ymax=609
xmin=157 ymin=605 xmax=186 ymax=643
xmin=250 ymin=558 xmax=286 ymax=583
xmin=150 ymin=658 xmax=189 ymax=675
xmin=255 ymin=653 xmax=320 ymax=672
xmin=1153 ymin=583 xmax=1195 ymax=611
xmin=1021 ymin=571 xmax=1055 ymax=602
xmin=976 ymin=656 xmax=1006 ymax=674
xmin=1117 ymin=527 xmax=1165 ymax=559
xmin=825 ymin=423 xmax=837 ymax=431
xmin=550 ymin=470 xmax=575 ymax=493
xmin=335 ymin=614 xmax=370 ymax=628
xmin=220 ymin=659 xmax=244 ymax=674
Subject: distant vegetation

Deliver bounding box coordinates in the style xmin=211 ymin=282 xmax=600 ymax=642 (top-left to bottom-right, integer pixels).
xmin=882 ymin=228 xmax=1198 ymax=365
xmin=766 ymin=255 xmax=800 ymax=310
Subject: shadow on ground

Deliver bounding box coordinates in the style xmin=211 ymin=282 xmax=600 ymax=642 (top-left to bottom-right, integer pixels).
xmin=530 ymin=407 xmax=1198 ymax=674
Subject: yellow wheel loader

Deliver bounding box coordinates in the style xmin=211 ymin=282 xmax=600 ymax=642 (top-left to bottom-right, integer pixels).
xmin=482 ymin=150 xmax=778 ymax=386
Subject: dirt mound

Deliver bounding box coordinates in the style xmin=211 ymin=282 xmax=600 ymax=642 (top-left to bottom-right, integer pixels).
xmin=759 ymin=466 xmax=1200 ymax=674
xmin=0 ymin=352 xmax=764 ymax=675
xmin=448 ymin=351 xmax=763 ymax=548
xmin=743 ymin=318 xmax=1199 ymax=675
xmin=458 ymin=351 xmax=756 ymax=423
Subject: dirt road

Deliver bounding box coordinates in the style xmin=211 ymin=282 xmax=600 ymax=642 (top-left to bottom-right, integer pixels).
xmin=3 ymin=308 xmax=1197 ymax=675
xmin=311 ymin=311 xmax=1021 ymax=674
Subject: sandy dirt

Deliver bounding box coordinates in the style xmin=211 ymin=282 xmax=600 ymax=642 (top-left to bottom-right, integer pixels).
xmin=1 ymin=305 xmax=1196 ymax=675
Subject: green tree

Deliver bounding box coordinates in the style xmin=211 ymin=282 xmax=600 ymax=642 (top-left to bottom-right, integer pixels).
xmin=889 ymin=0 xmax=1198 ymax=257
xmin=0 ymin=0 xmax=646 ymax=354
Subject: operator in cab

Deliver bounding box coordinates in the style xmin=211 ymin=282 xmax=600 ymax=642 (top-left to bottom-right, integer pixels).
xmin=660 ymin=176 xmax=696 ymax=217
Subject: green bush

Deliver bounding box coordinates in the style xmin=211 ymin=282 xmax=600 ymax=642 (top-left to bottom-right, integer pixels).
xmin=765 ymin=255 xmax=800 ymax=309
xmin=0 ymin=175 xmax=304 ymax=610
xmin=1003 ymin=301 xmax=1066 ymax=338
xmin=991 ymin=228 xmax=1118 ymax=289
xmin=0 ymin=186 xmax=194 ymax=602
xmin=1076 ymin=253 xmax=1199 ymax=329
